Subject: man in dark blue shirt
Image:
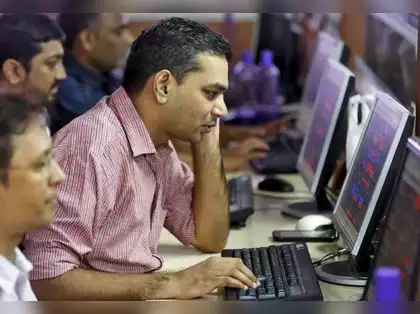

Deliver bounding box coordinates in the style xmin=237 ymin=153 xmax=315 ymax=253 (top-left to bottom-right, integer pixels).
xmin=51 ymin=13 xmax=133 ymax=134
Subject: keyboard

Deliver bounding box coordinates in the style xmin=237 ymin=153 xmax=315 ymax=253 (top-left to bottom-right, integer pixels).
xmin=222 ymin=242 xmax=323 ymax=301
xmin=251 ymin=134 xmax=303 ymax=175
xmin=269 ymin=134 xmax=303 ymax=154
xmin=228 ymin=176 xmax=255 ymax=227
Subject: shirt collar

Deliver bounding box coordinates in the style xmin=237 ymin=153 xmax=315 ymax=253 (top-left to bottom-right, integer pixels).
xmin=108 ymin=87 xmax=157 ymax=157
xmin=0 ymin=248 xmax=33 ymax=295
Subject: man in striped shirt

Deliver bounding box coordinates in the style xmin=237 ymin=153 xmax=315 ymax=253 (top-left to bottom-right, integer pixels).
xmin=23 ymin=17 xmax=259 ymax=300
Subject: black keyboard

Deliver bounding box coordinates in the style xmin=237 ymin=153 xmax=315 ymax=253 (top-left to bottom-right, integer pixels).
xmin=251 ymin=135 xmax=303 ymax=175
xmin=222 ymin=243 xmax=323 ymax=301
xmin=270 ymin=134 xmax=303 ymax=154
xmin=228 ymin=176 xmax=254 ymax=227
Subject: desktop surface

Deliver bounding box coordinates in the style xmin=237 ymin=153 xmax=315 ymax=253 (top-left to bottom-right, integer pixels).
xmin=158 ymin=174 xmax=363 ymax=301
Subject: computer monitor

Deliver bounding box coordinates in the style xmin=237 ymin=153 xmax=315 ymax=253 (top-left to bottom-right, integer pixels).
xmin=362 ymin=138 xmax=420 ymax=301
xmin=254 ymin=13 xmax=298 ymax=103
xmin=280 ymin=59 xmax=355 ymax=219
xmin=295 ymin=31 xmax=350 ymax=136
xmin=301 ymin=31 xmax=350 ymax=107
xmin=365 ymin=13 xmax=417 ymax=108
xmin=315 ymin=92 xmax=414 ymax=287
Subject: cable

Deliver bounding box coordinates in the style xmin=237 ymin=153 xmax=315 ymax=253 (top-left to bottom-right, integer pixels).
xmin=312 ymin=249 xmax=350 ymax=267
xmin=347 ymin=255 xmax=367 ymax=281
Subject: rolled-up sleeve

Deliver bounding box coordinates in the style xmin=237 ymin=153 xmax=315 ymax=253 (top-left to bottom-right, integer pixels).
xmin=23 ymin=143 xmax=102 ymax=281
xmin=163 ymin=152 xmax=195 ymax=246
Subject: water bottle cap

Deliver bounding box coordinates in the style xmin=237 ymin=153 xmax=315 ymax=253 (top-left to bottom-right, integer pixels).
xmin=242 ymin=50 xmax=253 ymax=64
xmin=261 ymin=50 xmax=273 ymax=66
xmin=374 ymin=267 xmax=401 ymax=301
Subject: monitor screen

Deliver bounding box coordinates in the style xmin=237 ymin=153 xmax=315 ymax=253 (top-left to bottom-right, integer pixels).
xmin=365 ymin=14 xmax=417 ymax=108
xmin=333 ymin=93 xmax=410 ymax=255
xmin=353 ymin=55 xmax=394 ymax=97
xmin=301 ymin=31 xmax=345 ymax=107
xmin=298 ymin=59 xmax=352 ymax=191
xmin=365 ymin=139 xmax=420 ymax=301
xmin=301 ymin=80 xmax=340 ymax=176
xmin=304 ymin=52 xmax=329 ymax=106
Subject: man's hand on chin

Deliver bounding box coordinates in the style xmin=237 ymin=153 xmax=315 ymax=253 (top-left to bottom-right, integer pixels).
xmin=196 ymin=119 xmax=221 ymax=149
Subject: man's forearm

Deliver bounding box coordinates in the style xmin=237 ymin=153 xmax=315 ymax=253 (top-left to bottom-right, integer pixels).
xmin=191 ymin=132 xmax=229 ymax=253
xmin=31 ymin=269 xmax=180 ymax=301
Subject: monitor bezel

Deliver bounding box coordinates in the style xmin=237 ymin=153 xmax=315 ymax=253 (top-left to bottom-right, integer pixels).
xmin=297 ymin=58 xmax=354 ymax=193
xmin=332 ymin=91 xmax=412 ymax=257
xmin=361 ymin=137 xmax=420 ymax=301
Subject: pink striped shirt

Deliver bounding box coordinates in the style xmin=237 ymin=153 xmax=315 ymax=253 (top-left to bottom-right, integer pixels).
xmin=23 ymin=87 xmax=195 ymax=280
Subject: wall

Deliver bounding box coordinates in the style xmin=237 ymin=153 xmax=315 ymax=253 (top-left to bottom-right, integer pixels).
xmin=339 ymin=13 xmax=366 ymax=72
xmin=126 ymin=13 xmax=258 ymax=63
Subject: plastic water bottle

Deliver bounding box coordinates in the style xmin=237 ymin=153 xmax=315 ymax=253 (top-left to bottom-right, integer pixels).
xmin=374 ymin=267 xmax=401 ymax=314
xmin=227 ymin=50 xmax=254 ymax=108
xmin=375 ymin=267 xmax=401 ymax=301
xmin=257 ymin=49 xmax=281 ymax=115
xmin=234 ymin=50 xmax=259 ymax=123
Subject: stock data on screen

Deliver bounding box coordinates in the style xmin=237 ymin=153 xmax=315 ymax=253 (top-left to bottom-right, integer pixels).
xmin=367 ymin=151 xmax=420 ymax=301
xmin=302 ymin=81 xmax=340 ymax=175
xmin=337 ymin=100 xmax=401 ymax=232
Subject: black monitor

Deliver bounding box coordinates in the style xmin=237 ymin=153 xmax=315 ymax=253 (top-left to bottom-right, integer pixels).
xmin=280 ymin=59 xmax=354 ymax=219
xmin=362 ymin=138 xmax=420 ymax=301
xmin=254 ymin=13 xmax=299 ymax=104
xmin=315 ymin=92 xmax=414 ymax=287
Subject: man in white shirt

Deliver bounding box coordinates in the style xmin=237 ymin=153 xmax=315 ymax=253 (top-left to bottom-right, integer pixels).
xmin=0 ymin=95 xmax=65 ymax=301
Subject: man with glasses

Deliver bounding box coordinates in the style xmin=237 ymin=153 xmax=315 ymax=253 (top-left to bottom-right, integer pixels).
xmin=0 ymin=95 xmax=65 ymax=301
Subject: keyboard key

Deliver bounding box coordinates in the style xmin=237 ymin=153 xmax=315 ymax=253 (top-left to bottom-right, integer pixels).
xmin=277 ymin=288 xmax=286 ymax=298
xmin=266 ymin=286 xmax=277 ymax=296
xmin=258 ymin=292 xmax=276 ymax=300
xmin=251 ymin=249 xmax=263 ymax=277
xmin=257 ymin=285 xmax=266 ymax=296
xmin=242 ymin=249 xmax=253 ymax=270
xmin=248 ymin=288 xmax=257 ymax=298
xmin=287 ymin=286 xmax=302 ymax=297
xmin=233 ymin=250 xmax=241 ymax=259
xmin=239 ymin=289 xmax=256 ymax=301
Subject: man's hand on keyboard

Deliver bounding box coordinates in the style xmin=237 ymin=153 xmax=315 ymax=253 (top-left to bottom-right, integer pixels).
xmin=263 ymin=119 xmax=291 ymax=137
xmin=223 ymin=137 xmax=269 ymax=172
xmin=173 ymin=256 xmax=260 ymax=299
xmin=221 ymin=120 xmax=289 ymax=145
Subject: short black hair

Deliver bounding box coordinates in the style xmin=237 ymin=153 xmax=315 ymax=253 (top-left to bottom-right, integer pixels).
xmin=0 ymin=14 xmax=65 ymax=72
xmin=0 ymin=95 xmax=44 ymax=185
xmin=58 ymin=13 xmax=101 ymax=50
xmin=122 ymin=17 xmax=232 ymax=94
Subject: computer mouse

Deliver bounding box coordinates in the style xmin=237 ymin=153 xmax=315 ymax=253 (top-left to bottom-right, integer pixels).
xmin=295 ymin=215 xmax=333 ymax=231
xmin=258 ymin=177 xmax=295 ymax=193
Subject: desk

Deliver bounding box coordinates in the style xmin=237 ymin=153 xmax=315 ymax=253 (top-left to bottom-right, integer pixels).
xmin=158 ymin=173 xmax=364 ymax=301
